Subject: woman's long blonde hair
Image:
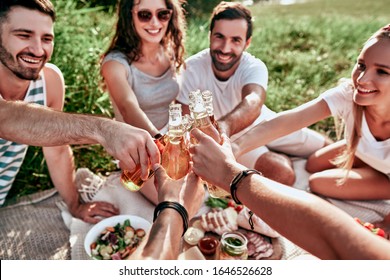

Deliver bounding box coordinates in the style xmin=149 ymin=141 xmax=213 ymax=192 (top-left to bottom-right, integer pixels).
xmin=331 ymin=24 xmax=390 ymax=185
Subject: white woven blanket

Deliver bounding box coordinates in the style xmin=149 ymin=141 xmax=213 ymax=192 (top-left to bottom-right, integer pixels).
xmin=64 ymin=159 xmax=390 ymax=260
xmin=292 ymin=158 xmax=390 ymax=223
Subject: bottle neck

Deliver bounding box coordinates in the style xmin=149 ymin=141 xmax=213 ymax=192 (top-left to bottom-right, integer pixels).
xmin=168 ymin=124 xmax=185 ymax=143
xmin=193 ymin=111 xmax=212 ymax=128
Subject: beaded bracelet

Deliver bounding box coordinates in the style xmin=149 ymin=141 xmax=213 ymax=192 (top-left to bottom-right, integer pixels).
xmin=230 ymin=169 xmax=262 ymax=230
xmin=153 ymin=201 xmax=189 ymax=236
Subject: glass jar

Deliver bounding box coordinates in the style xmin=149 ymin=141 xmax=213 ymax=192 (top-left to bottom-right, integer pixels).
xmin=218 ymin=231 xmax=248 ymax=260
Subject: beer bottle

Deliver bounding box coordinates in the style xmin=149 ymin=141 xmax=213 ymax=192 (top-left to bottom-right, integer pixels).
xmin=190 ymin=90 xmax=230 ymax=198
xmin=161 ymin=104 xmax=191 ymax=180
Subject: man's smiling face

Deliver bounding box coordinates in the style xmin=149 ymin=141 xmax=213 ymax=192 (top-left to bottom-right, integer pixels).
xmin=0 ymin=6 xmax=54 ymax=80
xmin=209 ymin=18 xmax=251 ymax=80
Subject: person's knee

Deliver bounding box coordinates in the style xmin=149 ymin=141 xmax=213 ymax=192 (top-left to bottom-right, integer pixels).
xmin=254 ymin=152 xmax=296 ymax=186
xmin=308 ymin=173 xmax=324 ymax=194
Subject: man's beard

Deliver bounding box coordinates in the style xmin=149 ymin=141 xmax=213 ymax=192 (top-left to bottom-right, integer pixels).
xmin=0 ymin=39 xmax=45 ymax=81
xmin=210 ymin=50 xmax=241 ymax=72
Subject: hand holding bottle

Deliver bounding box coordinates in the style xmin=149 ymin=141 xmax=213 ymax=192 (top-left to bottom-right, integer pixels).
xmin=189 ymin=128 xmax=242 ymax=191
xmin=120 ymin=134 xmax=166 ymax=191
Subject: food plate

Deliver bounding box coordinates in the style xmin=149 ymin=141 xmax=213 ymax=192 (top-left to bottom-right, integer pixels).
xmin=184 ymin=217 xmax=282 ymax=260
xmin=84 ymin=214 xmax=151 ymax=259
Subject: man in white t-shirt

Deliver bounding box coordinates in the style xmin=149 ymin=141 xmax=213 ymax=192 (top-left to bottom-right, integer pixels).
xmin=176 ymin=1 xmax=328 ymax=185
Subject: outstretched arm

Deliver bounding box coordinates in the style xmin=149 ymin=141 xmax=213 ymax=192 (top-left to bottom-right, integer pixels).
xmin=218 ymin=83 xmax=265 ymax=137
xmin=101 ymin=60 xmax=160 ymax=136
xmin=232 ymin=98 xmax=331 ymax=158
xmin=190 ymin=129 xmax=390 ymax=260
xmin=0 ymin=99 xmax=159 ymax=176
xmin=130 ymin=165 xmax=205 ymax=260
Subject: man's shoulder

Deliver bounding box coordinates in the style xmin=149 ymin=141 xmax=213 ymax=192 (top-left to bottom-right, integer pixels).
xmin=185 ymin=49 xmax=210 ymax=65
xmin=42 ymin=63 xmax=65 ymax=101
xmin=43 ymin=63 xmax=64 ymax=80
xmin=241 ymin=51 xmax=265 ymax=66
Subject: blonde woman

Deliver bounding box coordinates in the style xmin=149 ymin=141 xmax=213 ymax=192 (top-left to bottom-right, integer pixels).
xmin=232 ymin=24 xmax=390 ymax=234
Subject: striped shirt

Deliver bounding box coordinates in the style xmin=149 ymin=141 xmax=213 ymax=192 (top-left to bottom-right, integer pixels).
xmin=0 ymin=68 xmax=48 ymax=206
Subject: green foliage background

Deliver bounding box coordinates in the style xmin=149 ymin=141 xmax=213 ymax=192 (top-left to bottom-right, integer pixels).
xmin=7 ymin=0 xmax=390 ymax=202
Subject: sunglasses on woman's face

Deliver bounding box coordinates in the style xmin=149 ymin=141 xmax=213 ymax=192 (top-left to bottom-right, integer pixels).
xmin=134 ymin=9 xmax=172 ymax=23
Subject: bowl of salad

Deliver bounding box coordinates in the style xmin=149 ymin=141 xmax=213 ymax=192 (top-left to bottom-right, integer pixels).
xmin=84 ymin=215 xmax=151 ymax=260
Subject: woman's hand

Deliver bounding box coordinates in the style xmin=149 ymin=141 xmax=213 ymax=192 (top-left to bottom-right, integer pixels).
xmin=373 ymin=214 xmax=390 ymax=240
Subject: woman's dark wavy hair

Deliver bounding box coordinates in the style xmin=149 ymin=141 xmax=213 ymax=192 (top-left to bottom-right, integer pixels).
xmin=102 ymin=0 xmax=186 ymax=71
xmin=0 ymin=0 xmax=55 ymax=23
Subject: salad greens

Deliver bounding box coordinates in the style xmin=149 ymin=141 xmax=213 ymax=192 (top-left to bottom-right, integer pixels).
xmin=205 ymin=197 xmax=228 ymax=209
xmin=90 ymin=219 xmax=146 ymax=260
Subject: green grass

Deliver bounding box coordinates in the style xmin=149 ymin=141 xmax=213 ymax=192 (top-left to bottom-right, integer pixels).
xmin=6 ymin=0 xmax=390 ymax=202
xmin=250 ymin=0 xmax=389 ymax=136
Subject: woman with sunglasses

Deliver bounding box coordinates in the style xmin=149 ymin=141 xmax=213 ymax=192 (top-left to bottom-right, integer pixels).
xmin=100 ymin=0 xmax=186 ymax=204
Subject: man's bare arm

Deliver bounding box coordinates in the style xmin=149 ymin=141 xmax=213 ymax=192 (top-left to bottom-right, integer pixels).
xmin=0 ymin=100 xmax=159 ymax=175
xmin=217 ymin=83 xmax=265 ymax=137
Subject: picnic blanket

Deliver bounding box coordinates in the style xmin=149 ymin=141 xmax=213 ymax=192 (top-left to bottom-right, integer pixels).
xmin=0 ymin=188 xmax=70 ymax=260
xmin=291 ymin=159 xmax=390 ymax=223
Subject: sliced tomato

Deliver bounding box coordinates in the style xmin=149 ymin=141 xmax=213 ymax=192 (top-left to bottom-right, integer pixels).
xmin=235 ymin=205 xmax=244 ymax=213
xmin=227 ymin=200 xmax=236 ymax=208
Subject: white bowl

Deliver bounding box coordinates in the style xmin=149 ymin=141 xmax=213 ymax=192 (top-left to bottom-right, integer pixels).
xmin=84 ymin=214 xmax=151 ymax=258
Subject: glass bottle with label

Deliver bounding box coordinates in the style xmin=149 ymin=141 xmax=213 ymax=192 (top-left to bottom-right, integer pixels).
xmin=190 ymin=90 xmax=230 ymax=198
xmin=201 ymin=90 xmax=219 ymax=130
xmin=161 ymin=104 xmax=190 ymax=180
xmin=218 ymin=231 xmax=248 ymax=260
xmin=191 ymin=90 xmax=221 ymax=144
xmin=120 ymin=134 xmax=165 ymax=191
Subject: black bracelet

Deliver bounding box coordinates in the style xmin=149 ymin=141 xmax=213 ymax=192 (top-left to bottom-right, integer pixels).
xmin=153 ymin=133 xmax=163 ymax=140
xmin=230 ymin=169 xmax=262 ymax=231
xmin=153 ymin=201 xmax=189 ymax=236
xmin=230 ymin=169 xmax=262 ymax=205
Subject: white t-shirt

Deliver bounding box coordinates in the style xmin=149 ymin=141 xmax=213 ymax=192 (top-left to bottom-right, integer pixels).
xmin=321 ymin=82 xmax=390 ymax=176
xmin=176 ymin=49 xmax=325 ymax=166
xmin=177 ymin=48 xmax=268 ymax=120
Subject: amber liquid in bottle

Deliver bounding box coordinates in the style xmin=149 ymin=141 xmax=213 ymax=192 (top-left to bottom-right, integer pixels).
xmin=120 ymin=136 xmax=165 ymax=191
xmin=161 ymin=104 xmax=190 ymax=180
xmin=161 ymin=130 xmax=190 ymax=180
xmin=191 ymin=91 xmax=230 ymax=198
xmin=192 ymin=111 xmax=221 ymax=144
